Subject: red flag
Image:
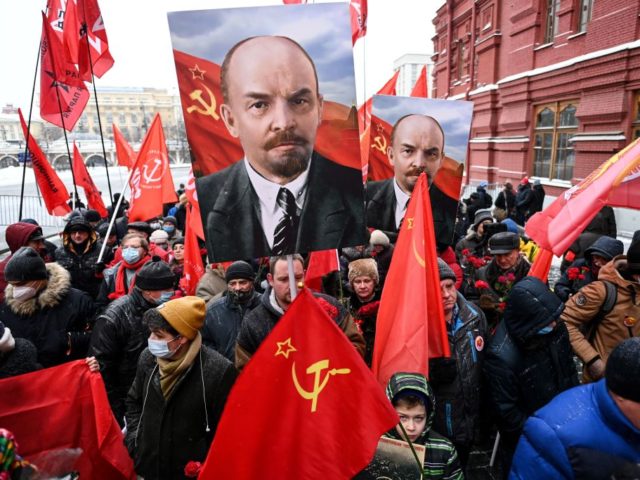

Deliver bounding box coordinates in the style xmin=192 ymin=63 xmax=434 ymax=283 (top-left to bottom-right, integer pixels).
xmin=72 ymin=142 xmax=108 ymax=217
xmin=359 ymin=71 xmax=400 ymax=175
xmin=185 ymin=166 xmax=205 ymax=240
xmin=305 ymin=249 xmax=340 ymax=292
xmin=77 ymin=0 xmax=114 ymax=80
xmin=525 ymin=138 xmax=640 ymax=256
xmin=46 ymin=0 xmax=80 ymax=64
xmin=528 ymin=247 xmax=554 ymax=282
xmin=606 ymin=166 xmax=640 ymax=209
xmin=128 ymin=114 xmax=178 ymax=222
xmin=0 ymin=360 xmax=135 ymax=479
xmin=113 ymin=123 xmax=136 ymax=168
xmin=351 ymin=0 xmax=368 ymax=44
xmin=19 ymin=109 xmax=71 ymax=216
xmin=199 ymin=289 xmax=398 ymax=479
xmin=179 ymin=207 xmax=206 ymax=295
xmin=40 ymin=12 xmax=89 ymax=131
xmin=172 ymin=49 xmax=361 ymax=175
xmin=372 ymin=173 xmax=451 ymax=388
xmin=410 ymin=65 xmax=429 ymax=98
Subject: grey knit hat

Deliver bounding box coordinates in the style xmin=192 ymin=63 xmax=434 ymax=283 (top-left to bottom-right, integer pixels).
xmin=437 ymin=258 xmax=456 ymax=282
xmin=605 ymin=338 xmax=640 ymax=402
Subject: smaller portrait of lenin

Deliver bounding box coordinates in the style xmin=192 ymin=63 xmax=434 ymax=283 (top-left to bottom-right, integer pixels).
xmin=168 ymin=4 xmax=365 ymax=263
xmin=364 ymin=96 xmax=473 ymax=247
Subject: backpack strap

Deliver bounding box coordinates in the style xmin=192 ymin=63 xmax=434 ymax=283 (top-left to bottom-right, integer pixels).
xmin=586 ymin=280 xmax=617 ymax=344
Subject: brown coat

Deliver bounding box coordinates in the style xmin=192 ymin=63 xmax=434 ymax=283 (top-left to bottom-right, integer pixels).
xmin=561 ymin=256 xmax=640 ymax=380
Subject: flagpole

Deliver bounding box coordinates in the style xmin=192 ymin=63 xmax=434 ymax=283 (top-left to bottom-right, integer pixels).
xmin=82 ymin=8 xmax=114 ymax=205
xmin=287 ymin=254 xmax=299 ymax=301
xmin=397 ymin=421 xmax=426 ymax=475
xmin=19 ymin=42 xmax=43 ymax=221
xmin=96 ymin=171 xmax=132 ymax=264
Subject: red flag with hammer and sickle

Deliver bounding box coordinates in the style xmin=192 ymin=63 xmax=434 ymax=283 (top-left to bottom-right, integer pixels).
xmin=127 ymin=114 xmax=177 ymax=222
xmin=372 ymin=173 xmax=451 ymax=388
xmin=199 ymin=289 xmax=398 ymax=479
xmin=172 ymin=49 xmax=361 ymax=177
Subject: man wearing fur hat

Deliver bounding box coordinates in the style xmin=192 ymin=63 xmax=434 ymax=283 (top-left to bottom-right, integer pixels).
xmin=561 ymin=236 xmax=640 ymax=382
xmin=0 ymin=247 xmax=94 ymax=367
xmin=428 ymin=259 xmax=487 ymax=469
xmin=344 ymin=258 xmax=381 ymax=366
xmin=125 ymin=296 xmax=237 ymax=480
xmin=54 ymin=216 xmax=104 ymax=299
xmin=202 ymin=261 xmax=261 ymax=362
xmin=90 ymin=258 xmax=177 ymax=424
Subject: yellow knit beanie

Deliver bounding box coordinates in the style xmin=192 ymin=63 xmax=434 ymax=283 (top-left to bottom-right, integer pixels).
xmin=156 ymin=296 xmax=205 ymax=340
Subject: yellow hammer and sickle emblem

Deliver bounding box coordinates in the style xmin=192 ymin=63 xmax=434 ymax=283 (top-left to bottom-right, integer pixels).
xmin=291 ymin=360 xmax=350 ymax=413
xmin=186 ymin=84 xmax=219 ymax=120
xmin=371 ymin=135 xmax=387 ymax=154
xmin=412 ymin=238 xmax=426 ymax=268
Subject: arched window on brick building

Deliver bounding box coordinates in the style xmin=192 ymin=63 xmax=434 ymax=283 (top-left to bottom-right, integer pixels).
xmin=532 ymin=102 xmax=578 ymax=181
xmin=632 ymin=93 xmax=640 ymax=140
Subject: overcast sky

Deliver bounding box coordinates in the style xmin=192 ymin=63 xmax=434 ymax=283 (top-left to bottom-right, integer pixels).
xmin=0 ymin=0 xmax=442 ymax=111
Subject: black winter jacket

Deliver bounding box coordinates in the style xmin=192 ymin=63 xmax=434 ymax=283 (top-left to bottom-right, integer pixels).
xmin=429 ymin=294 xmax=487 ymax=448
xmin=484 ymin=277 xmax=578 ymax=454
xmin=89 ymin=288 xmax=157 ymax=423
xmin=202 ymin=291 xmax=261 ymax=362
xmin=54 ymin=236 xmax=104 ymax=299
xmin=0 ymin=263 xmax=94 ymax=367
xmin=124 ymin=345 xmax=237 ymax=480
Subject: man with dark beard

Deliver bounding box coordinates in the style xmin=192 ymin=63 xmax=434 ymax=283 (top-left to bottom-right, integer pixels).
xmin=365 ymin=114 xmax=457 ymax=246
xmin=196 ymin=35 xmax=365 ymax=262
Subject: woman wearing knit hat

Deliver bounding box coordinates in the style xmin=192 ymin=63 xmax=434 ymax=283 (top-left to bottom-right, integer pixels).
xmin=125 ymin=296 xmax=237 ymax=480
xmin=344 ymin=258 xmax=381 ymax=367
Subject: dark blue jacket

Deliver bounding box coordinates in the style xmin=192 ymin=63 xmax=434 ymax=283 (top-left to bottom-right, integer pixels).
xmin=510 ymin=380 xmax=640 ymax=479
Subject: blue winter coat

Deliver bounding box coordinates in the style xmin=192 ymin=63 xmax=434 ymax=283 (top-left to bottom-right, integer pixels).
xmin=510 ymin=379 xmax=640 ymax=479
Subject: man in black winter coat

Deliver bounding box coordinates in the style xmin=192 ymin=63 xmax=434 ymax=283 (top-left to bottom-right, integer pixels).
xmin=125 ymin=297 xmax=237 ymax=480
xmin=527 ymin=179 xmax=545 ymax=220
xmin=0 ymin=247 xmax=94 ymax=367
xmin=54 ymin=217 xmax=104 ymax=299
xmin=89 ymin=259 xmax=177 ymax=425
xmin=429 ymin=259 xmax=488 ymax=469
xmin=514 ymin=177 xmax=533 ymax=225
xmin=484 ymin=277 xmax=579 ymax=472
xmin=202 ymin=261 xmax=261 ymax=362
xmin=0 ymin=320 xmax=40 ymax=379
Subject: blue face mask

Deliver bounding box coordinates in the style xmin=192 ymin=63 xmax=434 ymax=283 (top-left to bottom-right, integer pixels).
xmin=537 ymin=325 xmax=554 ymax=335
xmin=156 ymin=291 xmax=174 ymax=305
xmin=122 ymin=247 xmax=141 ymax=264
xmin=147 ymin=336 xmax=179 ymax=359
xmin=163 ymin=225 xmax=175 ymax=234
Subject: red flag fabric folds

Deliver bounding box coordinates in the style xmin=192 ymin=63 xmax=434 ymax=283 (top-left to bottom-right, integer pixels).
xmin=39 ymin=12 xmax=89 ymax=131
xmin=525 ymin=138 xmax=640 ymax=255
xmin=304 ymin=249 xmax=340 ymax=292
xmin=0 ymin=360 xmax=135 ymax=479
xmin=372 ymin=173 xmax=451 ymax=388
xmin=410 ymin=65 xmax=428 ymax=98
xmin=351 ymin=0 xmax=368 ymax=44
xmin=185 ymin=166 xmax=205 ymax=240
xmin=113 ymin=123 xmax=136 ymax=169
xmin=128 ymin=114 xmax=177 ymax=222
xmin=72 ymin=142 xmax=108 ymax=217
xmin=19 ymin=109 xmax=71 ymax=216
xmin=199 ymin=289 xmax=398 ymax=479
xmin=77 ymin=0 xmax=114 ymax=80
xmin=179 ymin=207 xmax=206 ymax=295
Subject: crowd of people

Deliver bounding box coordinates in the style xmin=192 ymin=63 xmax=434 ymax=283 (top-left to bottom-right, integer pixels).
xmin=0 ymin=178 xmax=639 ymax=480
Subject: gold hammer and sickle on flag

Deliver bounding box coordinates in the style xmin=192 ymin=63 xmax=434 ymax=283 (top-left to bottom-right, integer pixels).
xmin=412 ymin=238 xmax=426 ymax=268
xmin=371 ymin=135 xmax=387 ymax=154
xmin=187 ymin=85 xmax=219 ymax=120
xmin=291 ymin=360 xmax=350 ymax=413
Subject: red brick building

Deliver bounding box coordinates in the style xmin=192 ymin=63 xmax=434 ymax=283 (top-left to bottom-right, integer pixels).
xmin=432 ymin=0 xmax=640 ymax=195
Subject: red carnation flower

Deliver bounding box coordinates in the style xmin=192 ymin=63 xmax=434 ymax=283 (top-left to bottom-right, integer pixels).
xmin=506 ymin=272 xmax=516 ymax=282
xmin=316 ymin=297 xmax=339 ymax=319
xmin=497 ymin=302 xmax=507 ymax=311
xmin=475 ymin=280 xmax=490 ymax=290
xmin=567 ymin=267 xmax=580 ymax=280
xmin=357 ymin=300 xmax=380 ymax=318
xmin=184 ymin=461 xmax=202 ymax=478
xmin=461 ymin=248 xmax=471 ymax=256
xmin=498 ymin=275 xmax=507 ymax=284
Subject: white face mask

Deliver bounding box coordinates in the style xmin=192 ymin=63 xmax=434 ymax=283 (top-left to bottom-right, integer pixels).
xmin=12 ymin=286 xmax=38 ymax=302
